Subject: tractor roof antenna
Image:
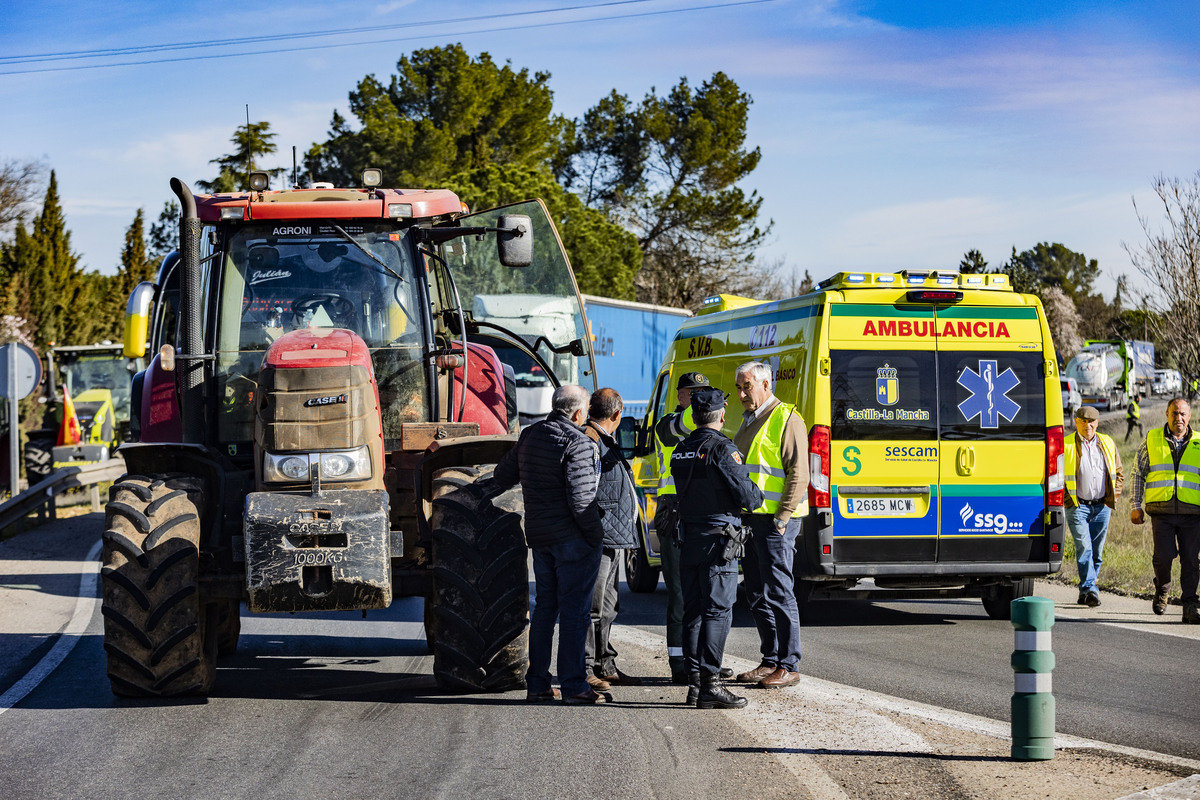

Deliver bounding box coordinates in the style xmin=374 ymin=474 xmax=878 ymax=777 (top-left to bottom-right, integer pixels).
xmin=292 ymin=146 xmax=298 ymax=190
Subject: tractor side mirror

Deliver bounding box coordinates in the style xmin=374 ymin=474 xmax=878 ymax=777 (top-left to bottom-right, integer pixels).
xmin=497 ymin=214 xmax=532 ymax=267
xmin=124 ymin=281 xmax=157 ymax=359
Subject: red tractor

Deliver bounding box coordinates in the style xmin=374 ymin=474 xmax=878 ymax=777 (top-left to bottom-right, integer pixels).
xmin=107 ymin=170 xmax=596 ymax=696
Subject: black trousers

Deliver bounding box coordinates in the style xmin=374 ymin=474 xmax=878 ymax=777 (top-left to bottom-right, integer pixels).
xmin=680 ymin=527 xmax=738 ymax=677
xmin=1151 ymin=513 xmax=1200 ymax=603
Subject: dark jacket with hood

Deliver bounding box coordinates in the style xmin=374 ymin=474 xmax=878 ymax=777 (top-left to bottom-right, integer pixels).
xmin=493 ymin=410 xmax=605 ymax=548
xmin=583 ymin=419 xmax=639 ymax=549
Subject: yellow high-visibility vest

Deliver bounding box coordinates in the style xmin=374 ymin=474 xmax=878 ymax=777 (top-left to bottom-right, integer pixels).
xmin=1063 ymin=432 xmax=1118 ymax=503
xmin=655 ymin=407 xmax=694 ymax=497
xmin=1144 ymin=427 xmax=1200 ymax=507
xmin=745 ymin=401 xmax=807 ymax=516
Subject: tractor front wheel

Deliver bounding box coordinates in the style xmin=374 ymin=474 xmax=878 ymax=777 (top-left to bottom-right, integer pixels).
xmin=100 ymin=474 xmax=216 ymax=696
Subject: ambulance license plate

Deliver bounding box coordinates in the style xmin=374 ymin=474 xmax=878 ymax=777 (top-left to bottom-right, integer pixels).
xmin=846 ymin=497 xmax=915 ymax=516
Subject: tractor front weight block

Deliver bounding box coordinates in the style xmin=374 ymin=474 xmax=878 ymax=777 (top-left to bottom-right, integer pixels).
xmin=244 ymin=490 xmax=392 ymax=613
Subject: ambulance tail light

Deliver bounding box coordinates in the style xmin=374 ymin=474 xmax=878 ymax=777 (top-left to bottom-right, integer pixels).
xmin=1046 ymin=425 xmax=1064 ymax=506
xmin=809 ymin=424 xmax=831 ymax=508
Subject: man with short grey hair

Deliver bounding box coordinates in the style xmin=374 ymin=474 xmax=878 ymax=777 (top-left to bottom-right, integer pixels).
xmin=493 ymin=384 xmax=611 ymax=702
xmin=733 ymin=361 xmax=809 ymax=689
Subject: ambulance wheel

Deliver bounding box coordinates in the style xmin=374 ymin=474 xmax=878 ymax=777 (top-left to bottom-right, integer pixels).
xmin=795 ymin=580 xmax=815 ymax=623
xmin=625 ymin=543 xmax=660 ymax=593
xmin=981 ymin=578 xmax=1034 ymax=620
xmin=101 ymin=474 xmax=216 ymax=696
xmin=24 ymin=436 xmax=53 ymax=485
xmin=430 ymin=466 xmax=529 ymax=693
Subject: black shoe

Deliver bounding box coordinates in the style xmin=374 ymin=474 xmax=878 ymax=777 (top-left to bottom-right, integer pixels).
xmin=1076 ymin=592 xmax=1088 ymax=605
xmin=1085 ymin=591 xmax=1101 ymax=607
xmin=718 ymin=666 xmax=734 ymax=680
xmin=1184 ymin=601 xmax=1200 ymax=625
xmin=696 ymin=675 xmax=747 ymax=709
xmin=684 ymin=672 xmax=701 ymax=706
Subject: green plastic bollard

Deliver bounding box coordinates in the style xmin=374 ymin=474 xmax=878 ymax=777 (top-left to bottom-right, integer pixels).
xmin=1011 ymin=595 xmax=1055 ymax=760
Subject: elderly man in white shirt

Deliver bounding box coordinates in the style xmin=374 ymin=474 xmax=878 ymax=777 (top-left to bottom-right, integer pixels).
xmin=1065 ymin=405 xmax=1124 ymax=607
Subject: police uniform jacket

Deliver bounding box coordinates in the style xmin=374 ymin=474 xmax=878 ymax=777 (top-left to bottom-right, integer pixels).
xmin=583 ymin=419 xmax=639 ymax=549
xmin=493 ymin=410 xmax=605 ymax=548
xmin=673 ymin=427 xmax=763 ymax=530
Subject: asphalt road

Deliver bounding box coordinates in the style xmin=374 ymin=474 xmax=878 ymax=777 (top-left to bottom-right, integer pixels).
xmin=2 ymin=514 xmax=1198 ymax=800
xmin=0 ymin=517 xmax=798 ymax=800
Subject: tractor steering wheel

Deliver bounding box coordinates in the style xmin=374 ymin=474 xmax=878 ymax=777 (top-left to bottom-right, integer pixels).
xmin=292 ymin=293 xmax=355 ymax=325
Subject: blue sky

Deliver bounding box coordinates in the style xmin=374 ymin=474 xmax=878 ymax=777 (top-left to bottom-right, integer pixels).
xmin=2 ymin=0 xmax=1198 ymax=301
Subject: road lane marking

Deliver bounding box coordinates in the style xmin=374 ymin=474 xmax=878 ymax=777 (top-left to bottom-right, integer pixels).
xmin=612 ymin=623 xmax=1200 ymax=777
xmin=0 ymin=539 xmax=101 ymax=716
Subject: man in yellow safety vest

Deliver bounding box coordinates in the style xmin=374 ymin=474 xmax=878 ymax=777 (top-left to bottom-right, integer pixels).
xmin=1131 ymin=397 xmax=1200 ymax=624
xmin=1125 ymin=395 xmax=1143 ymax=442
xmin=732 ymin=361 xmax=810 ymax=688
xmin=1064 ymin=406 xmax=1124 ymax=607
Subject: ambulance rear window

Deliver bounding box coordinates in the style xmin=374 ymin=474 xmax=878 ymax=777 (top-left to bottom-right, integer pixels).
xmin=831 ymin=351 xmax=937 ymax=440
xmin=938 ymin=351 xmax=1046 ymax=440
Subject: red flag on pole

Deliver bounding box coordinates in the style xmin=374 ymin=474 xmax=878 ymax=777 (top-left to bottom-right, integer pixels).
xmin=57 ymin=385 xmax=82 ymax=446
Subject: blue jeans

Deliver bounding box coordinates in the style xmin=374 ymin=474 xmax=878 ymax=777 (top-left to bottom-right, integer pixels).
xmin=1067 ymin=501 xmax=1111 ymax=592
xmin=528 ymin=538 xmax=603 ymax=697
xmin=741 ymin=514 xmax=802 ymax=671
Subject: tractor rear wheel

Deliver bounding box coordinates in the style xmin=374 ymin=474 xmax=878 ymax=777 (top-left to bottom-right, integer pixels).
xmin=429 ymin=466 xmax=528 ymax=693
xmin=101 ymin=474 xmax=216 ymax=696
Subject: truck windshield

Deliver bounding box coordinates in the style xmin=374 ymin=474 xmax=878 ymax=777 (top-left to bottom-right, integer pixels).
xmin=439 ymin=200 xmax=594 ymax=395
xmin=214 ymin=222 xmax=429 ymax=445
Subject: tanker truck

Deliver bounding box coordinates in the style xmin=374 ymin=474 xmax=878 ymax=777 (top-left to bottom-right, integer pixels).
xmin=1065 ymin=339 xmax=1154 ymax=410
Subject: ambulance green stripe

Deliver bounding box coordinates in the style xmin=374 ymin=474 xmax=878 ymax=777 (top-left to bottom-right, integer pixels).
xmin=937 ymin=307 xmax=1038 ymax=320
xmin=940 ymin=484 xmax=1045 ymax=497
xmin=830 ymin=304 xmax=932 ymax=317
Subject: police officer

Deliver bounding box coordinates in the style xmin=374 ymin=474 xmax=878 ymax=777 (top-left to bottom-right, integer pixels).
xmin=653 ymin=371 xmax=707 ymax=683
xmin=673 ymin=387 xmax=764 ymax=709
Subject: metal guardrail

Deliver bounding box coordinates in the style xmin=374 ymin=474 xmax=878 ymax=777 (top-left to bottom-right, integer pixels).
xmin=0 ymin=456 xmax=126 ymax=532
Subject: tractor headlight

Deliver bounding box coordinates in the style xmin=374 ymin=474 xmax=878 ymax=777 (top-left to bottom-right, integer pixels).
xmin=262 ymin=447 xmax=372 ymax=483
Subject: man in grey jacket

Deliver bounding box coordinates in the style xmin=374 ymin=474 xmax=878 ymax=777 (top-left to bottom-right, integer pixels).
xmin=582 ymin=387 xmax=642 ymax=689
xmin=493 ymin=384 xmax=610 ymax=704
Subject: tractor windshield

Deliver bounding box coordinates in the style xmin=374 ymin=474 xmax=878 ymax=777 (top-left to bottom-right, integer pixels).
xmin=58 ymin=353 xmax=135 ymax=424
xmin=214 ymin=222 xmax=429 ymax=445
xmin=437 ymin=200 xmax=596 ymax=420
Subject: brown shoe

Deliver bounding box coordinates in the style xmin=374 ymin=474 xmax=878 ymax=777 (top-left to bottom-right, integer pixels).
xmin=736 ymin=664 xmax=776 ymax=683
xmin=563 ymin=689 xmax=613 ymax=705
xmin=759 ymin=668 xmax=802 ymax=688
xmin=598 ymin=669 xmax=642 ymax=686
xmin=525 ymin=688 xmax=561 ymax=703
xmin=586 ymin=675 xmax=611 ymax=690
xmin=1152 ymin=586 xmax=1169 ymax=615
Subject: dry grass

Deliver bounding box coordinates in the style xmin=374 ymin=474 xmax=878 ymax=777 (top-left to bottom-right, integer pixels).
xmin=1052 ymin=409 xmax=1185 ymax=602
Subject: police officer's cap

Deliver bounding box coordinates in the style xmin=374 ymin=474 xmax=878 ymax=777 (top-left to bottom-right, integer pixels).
xmin=690 ymin=387 xmax=727 ymax=414
xmin=677 ymin=372 xmax=709 ymax=391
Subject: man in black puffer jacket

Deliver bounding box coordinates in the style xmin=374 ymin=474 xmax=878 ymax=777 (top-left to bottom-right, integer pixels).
xmin=493 ymin=384 xmax=609 ymax=704
xmin=582 ymin=388 xmax=642 ymax=690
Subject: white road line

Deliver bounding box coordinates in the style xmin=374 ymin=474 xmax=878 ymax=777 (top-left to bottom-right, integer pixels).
xmin=611 ymin=624 xmax=1200 ymax=776
xmin=0 ymin=539 xmax=101 ymax=715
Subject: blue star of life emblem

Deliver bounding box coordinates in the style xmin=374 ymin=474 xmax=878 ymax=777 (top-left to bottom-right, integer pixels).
xmin=957 ymin=359 xmax=1020 ymax=428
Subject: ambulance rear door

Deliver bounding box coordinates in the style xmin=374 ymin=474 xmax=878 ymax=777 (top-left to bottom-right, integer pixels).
xmin=828 ymin=302 xmax=941 ymax=564
xmin=934 ymin=304 xmax=1049 ymax=564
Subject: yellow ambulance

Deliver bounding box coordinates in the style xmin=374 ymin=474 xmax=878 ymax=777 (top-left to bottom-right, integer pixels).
xmin=625 ymin=270 xmax=1066 ymax=620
